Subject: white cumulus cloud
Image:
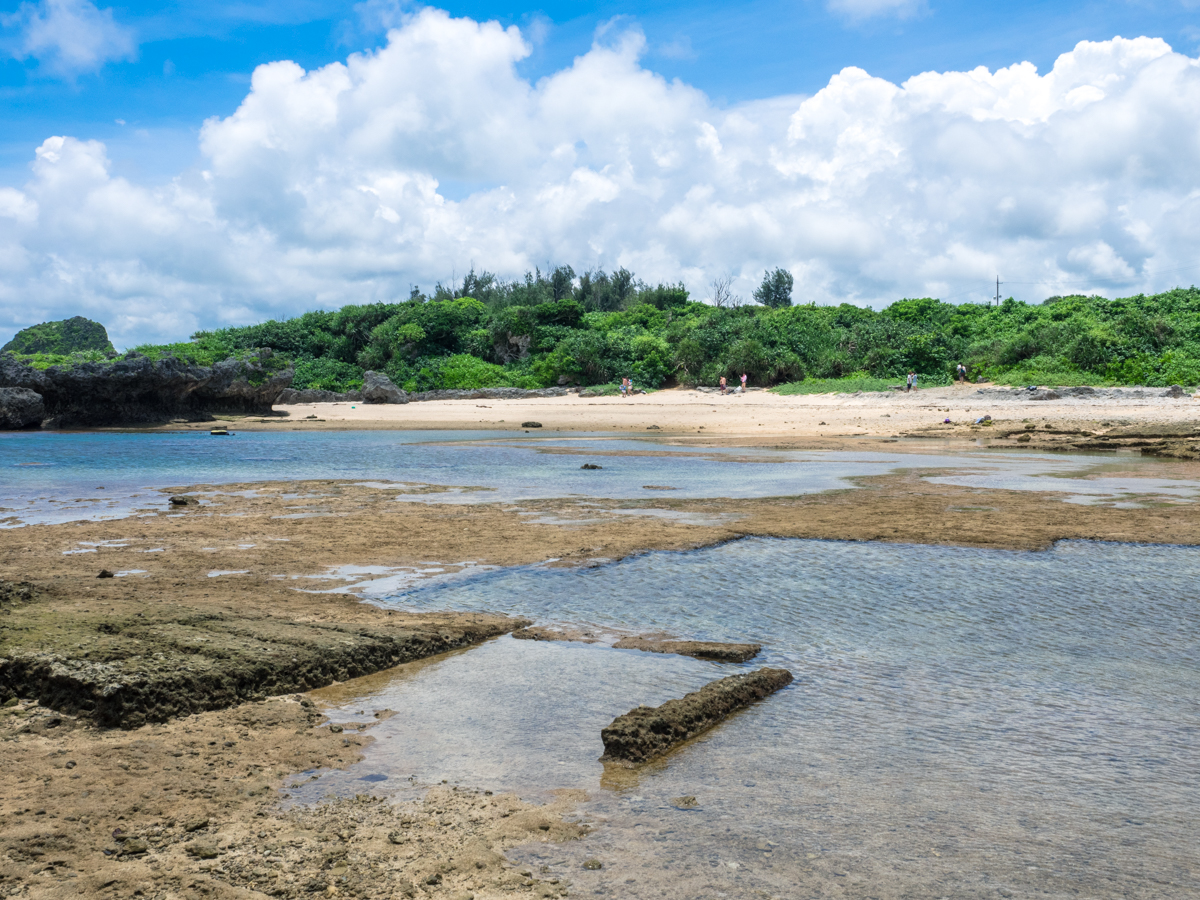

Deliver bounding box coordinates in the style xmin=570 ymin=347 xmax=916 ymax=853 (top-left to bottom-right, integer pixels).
xmin=2 ymin=9 xmax=1200 ymax=348
xmin=2 ymin=0 xmax=136 ymax=75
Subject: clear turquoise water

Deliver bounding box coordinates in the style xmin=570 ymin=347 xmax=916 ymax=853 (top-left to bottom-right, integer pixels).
xmin=303 ymin=538 xmax=1200 ymax=899
xmin=3 ymin=429 xmax=1197 ymax=527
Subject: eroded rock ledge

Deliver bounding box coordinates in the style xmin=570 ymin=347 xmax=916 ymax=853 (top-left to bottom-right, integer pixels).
xmin=0 ymin=580 xmax=526 ymax=728
xmin=612 ymin=635 xmax=761 ymax=662
xmin=600 ymin=667 xmax=794 ymax=765
xmin=0 ymin=350 xmax=293 ymax=428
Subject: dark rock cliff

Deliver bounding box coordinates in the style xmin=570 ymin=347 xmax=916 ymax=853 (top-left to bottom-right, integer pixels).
xmin=0 ymin=350 xmax=292 ymax=428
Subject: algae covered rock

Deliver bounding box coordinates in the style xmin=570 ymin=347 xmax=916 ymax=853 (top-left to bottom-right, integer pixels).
xmin=600 ymin=667 xmax=793 ymax=764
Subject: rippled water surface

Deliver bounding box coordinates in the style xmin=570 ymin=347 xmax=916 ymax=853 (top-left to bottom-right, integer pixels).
xmin=305 ymin=539 xmax=1200 ymax=899
xmin=3 ymin=429 xmax=1198 ymax=526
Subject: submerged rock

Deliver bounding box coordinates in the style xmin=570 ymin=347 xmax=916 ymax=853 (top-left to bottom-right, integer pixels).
xmin=612 ymin=636 xmax=761 ymax=663
xmin=600 ymin=667 xmax=793 ymax=765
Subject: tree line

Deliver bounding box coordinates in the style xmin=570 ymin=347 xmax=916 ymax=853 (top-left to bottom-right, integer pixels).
xmin=107 ymin=266 xmax=1200 ymax=392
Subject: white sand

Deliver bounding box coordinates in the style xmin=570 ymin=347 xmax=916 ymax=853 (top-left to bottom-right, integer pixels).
xmin=269 ymin=385 xmax=1200 ymax=438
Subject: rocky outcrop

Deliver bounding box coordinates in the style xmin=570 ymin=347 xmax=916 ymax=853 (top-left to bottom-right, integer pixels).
xmin=409 ymin=387 xmax=572 ymax=401
xmin=2 ymin=316 xmax=114 ymax=355
xmin=612 ymin=636 xmax=762 ymax=663
xmin=276 ymin=388 xmax=363 ymax=404
xmin=0 ymin=387 xmax=44 ymax=429
xmin=279 ymin=379 xmax=576 ymax=406
xmin=600 ymin=667 xmax=794 ymax=765
xmin=0 ymin=350 xmax=292 ymax=428
xmin=975 ymin=385 xmax=1188 ymax=401
xmin=361 ymin=371 xmax=408 ymax=404
xmin=0 ymin=602 xmax=528 ymax=729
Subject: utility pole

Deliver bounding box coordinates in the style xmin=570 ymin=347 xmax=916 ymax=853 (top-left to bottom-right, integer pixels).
xmin=993 ymin=276 xmax=1002 ymax=307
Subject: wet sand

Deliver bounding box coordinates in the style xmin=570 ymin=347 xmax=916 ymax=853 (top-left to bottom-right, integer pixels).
xmin=5 ymin=426 xmax=1200 ymax=897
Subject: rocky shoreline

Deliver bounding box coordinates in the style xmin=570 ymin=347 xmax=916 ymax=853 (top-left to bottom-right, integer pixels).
xmin=0 ymin=351 xmax=293 ymax=428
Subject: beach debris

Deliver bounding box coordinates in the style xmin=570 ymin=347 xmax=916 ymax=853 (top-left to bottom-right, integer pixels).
xmin=974 ymin=415 xmax=992 ymax=425
xmin=168 ymin=495 xmax=199 ymax=506
xmin=612 ymin=636 xmax=761 ymax=663
xmin=521 ymin=421 xmax=543 ymax=428
xmin=943 ymin=418 xmax=951 ymax=424
xmin=580 ymin=463 xmax=603 ymax=470
xmin=97 ymin=569 xmax=114 ymax=578
xmin=600 ymin=667 xmax=794 ymax=765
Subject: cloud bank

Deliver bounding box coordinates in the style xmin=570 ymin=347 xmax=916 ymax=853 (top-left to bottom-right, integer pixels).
xmin=2 ymin=0 xmax=136 ymax=74
xmin=2 ymin=8 xmax=1200 ymax=347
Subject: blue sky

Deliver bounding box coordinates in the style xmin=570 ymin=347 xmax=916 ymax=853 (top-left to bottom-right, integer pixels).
xmin=3 ymin=0 xmax=1197 ymax=184
xmin=2 ymin=1 xmax=1200 ymax=347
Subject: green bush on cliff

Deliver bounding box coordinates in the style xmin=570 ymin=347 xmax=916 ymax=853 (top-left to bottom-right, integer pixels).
xmin=3 ymin=317 xmax=114 ymax=356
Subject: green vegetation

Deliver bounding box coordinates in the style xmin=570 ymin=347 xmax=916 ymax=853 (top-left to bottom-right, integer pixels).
xmin=772 ymin=374 xmax=903 ymax=395
xmin=2 ymin=317 xmax=114 ymax=356
xmin=8 ymin=271 xmax=1200 ymax=393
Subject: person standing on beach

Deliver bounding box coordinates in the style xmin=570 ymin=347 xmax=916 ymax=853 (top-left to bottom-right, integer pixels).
xmin=719 ymin=376 xmax=727 ymax=394
xmin=956 ymin=363 xmax=967 ymax=383
xmin=619 ymin=377 xmax=628 ymax=399
xmin=905 ymin=372 xmax=914 ymax=392
xmin=740 ymin=373 xmax=748 ymax=393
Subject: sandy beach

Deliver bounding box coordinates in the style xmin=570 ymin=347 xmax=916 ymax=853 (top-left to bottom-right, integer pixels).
xmin=220 ymin=384 xmax=1200 ymax=442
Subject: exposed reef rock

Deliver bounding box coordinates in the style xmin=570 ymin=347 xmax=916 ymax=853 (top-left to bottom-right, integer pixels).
xmin=410 ymin=387 xmax=571 ymax=401
xmin=612 ymin=636 xmax=761 ymax=663
xmin=361 ymin=370 xmax=408 ymax=404
xmin=0 ymin=386 xmax=44 ymax=429
xmin=0 ymin=350 xmax=292 ymax=428
xmin=0 ymin=584 xmax=527 ymax=728
xmin=275 ymin=384 xmax=577 ymax=406
xmin=276 ymin=387 xmax=363 ymax=404
xmin=511 ymin=625 xmax=601 ymax=643
xmin=600 ymin=667 xmax=794 ymax=765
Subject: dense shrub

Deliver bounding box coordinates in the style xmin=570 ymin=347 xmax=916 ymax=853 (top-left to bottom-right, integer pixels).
xmin=116 ymin=272 xmax=1200 ymax=393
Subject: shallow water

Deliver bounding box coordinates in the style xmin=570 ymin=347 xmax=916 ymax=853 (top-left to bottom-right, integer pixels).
xmin=304 ymin=539 xmax=1200 ymax=899
xmin=3 ymin=429 xmax=1198 ymax=527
